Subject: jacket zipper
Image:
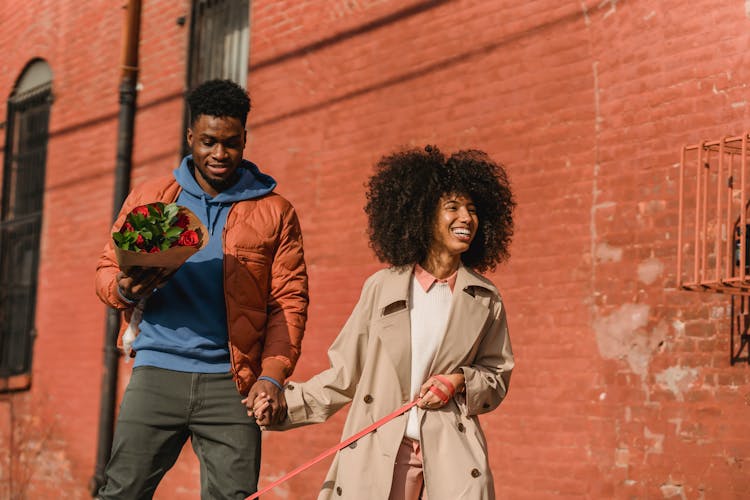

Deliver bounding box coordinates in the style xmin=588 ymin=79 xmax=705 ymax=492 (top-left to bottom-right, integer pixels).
xmin=222 ymin=204 xmax=240 ymax=385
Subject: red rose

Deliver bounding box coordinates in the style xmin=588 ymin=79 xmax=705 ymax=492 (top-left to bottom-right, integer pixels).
xmin=177 ymin=229 xmax=199 ymax=247
xmin=175 ymin=214 xmax=190 ymax=229
xmin=135 ymin=234 xmax=145 ymax=248
xmin=132 ymin=205 xmax=149 ymax=217
xmin=121 ymin=222 xmax=135 ymax=233
xmin=149 ymin=246 xmax=160 ymax=253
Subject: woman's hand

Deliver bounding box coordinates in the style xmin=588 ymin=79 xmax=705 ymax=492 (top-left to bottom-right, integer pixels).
xmin=417 ymin=372 xmax=465 ymax=410
xmin=243 ymin=392 xmax=272 ymax=425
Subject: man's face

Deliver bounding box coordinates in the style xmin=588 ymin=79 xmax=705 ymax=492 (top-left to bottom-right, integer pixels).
xmin=187 ymin=114 xmax=246 ymax=196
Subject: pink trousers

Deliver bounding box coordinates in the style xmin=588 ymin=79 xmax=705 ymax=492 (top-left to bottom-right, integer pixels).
xmin=389 ymin=437 xmax=427 ymax=500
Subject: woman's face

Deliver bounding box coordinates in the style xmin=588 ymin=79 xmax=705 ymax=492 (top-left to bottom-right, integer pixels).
xmin=429 ymin=193 xmax=478 ymax=258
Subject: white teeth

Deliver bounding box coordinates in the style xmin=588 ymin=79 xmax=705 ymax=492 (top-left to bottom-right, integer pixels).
xmin=453 ymin=228 xmax=470 ymax=236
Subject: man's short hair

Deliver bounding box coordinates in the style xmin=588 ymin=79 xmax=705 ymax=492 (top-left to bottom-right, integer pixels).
xmin=186 ymin=79 xmax=251 ymax=126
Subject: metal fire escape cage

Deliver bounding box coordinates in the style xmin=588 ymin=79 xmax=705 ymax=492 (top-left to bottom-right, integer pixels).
xmin=677 ymin=134 xmax=750 ymax=364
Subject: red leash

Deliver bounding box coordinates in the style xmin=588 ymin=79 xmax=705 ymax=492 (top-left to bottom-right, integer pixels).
xmin=246 ymin=400 xmax=418 ymax=500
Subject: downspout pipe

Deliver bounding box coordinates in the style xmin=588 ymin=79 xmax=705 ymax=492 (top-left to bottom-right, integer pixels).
xmin=90 ymin=0 xmax=142 ymax=495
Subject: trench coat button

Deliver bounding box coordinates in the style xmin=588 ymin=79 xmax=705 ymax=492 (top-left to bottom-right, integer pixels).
xmin=364 ymin=394 xmax=374 ymax=404
xmin=457 ymin=422 xmax=465 ymax=432
xmin=336 ymin=486 xmax=343 ymax=495
xmin=286 ymin=384 xmax=294 ymax=390
xmin=349 ymin=441 xmax=357 ymax=449
xmin=471 ymin=468 xmax=481 ymax=478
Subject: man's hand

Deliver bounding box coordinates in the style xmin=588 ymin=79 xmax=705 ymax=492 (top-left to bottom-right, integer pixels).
xmin=243 ymin=378 xmax=287 ymax=426
xmin=117 ymin=266 xmax=175 ymax=302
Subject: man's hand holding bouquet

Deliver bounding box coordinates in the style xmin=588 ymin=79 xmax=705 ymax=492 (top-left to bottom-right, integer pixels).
xmin=112 ymin=202 xmax=208 ymax=356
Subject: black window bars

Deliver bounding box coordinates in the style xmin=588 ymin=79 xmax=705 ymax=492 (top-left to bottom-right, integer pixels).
xmin=0 ymin=83 xmax=52 ymax=390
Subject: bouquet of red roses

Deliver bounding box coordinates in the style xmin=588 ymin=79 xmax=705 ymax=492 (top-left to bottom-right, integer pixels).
xmin=112 ymin=202 xmax=208 ymax=358
xmin=112 ymin=202 xmax=208 ymax=271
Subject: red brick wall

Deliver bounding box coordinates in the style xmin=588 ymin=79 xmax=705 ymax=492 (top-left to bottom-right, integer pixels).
xmin=0 ymin=0 xmax=190 ymax=497
xmin=1 ymin=1 xmax=749 ymax=498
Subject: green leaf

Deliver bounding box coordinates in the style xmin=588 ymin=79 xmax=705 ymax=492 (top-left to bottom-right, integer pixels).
xmin=123 ymin=231 xmax=138 ymax=244
xmin=158 ymin=219 xmax=172 ymax=234
xmin=164 ymin=203 xmax=179 ymax=220
xmin=164 ymin=226 xmax=183 ymax=239
xmin=129 ymin=213 xmax=147 ymax=230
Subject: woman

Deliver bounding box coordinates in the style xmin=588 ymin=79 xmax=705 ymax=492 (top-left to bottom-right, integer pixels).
xmin=250 ymin=145 xmax=515 ymax=499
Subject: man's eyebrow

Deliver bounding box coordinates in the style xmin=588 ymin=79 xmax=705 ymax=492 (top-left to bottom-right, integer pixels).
xmin=198 ymin=132 xmax=242 ymax=140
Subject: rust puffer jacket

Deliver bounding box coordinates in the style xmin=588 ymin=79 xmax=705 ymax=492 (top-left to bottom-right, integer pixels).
xmin=95 ymin=175 xmax=309 ymax=395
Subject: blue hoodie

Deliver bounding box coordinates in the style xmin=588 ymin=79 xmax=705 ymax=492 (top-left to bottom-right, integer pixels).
xmin=132 ymin=156 xmax=277 ymax=373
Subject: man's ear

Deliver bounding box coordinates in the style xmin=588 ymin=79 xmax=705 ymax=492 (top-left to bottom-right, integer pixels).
xmin=186 ymin=128 xmax=193 ymax=148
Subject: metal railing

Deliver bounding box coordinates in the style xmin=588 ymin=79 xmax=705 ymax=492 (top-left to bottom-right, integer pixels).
xmin=677 ymin=133 xmax=750 ymax=364
xmin=677 ymin=134 xmax=750 ymax=295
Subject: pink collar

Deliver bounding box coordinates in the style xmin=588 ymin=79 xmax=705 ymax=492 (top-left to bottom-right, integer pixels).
xmin=414 ymin=263 xmax=457 ymax=292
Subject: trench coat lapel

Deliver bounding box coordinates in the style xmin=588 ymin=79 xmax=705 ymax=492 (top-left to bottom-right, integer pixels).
xmin=429 ymin=264 xmax=494 ymax=375
xmin=374 ymin=266 xmax=413 ymax=401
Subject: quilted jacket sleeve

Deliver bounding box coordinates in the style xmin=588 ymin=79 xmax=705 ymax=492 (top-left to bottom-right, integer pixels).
xmin=259 ymin=204 xmax=309 ymax=382
xmin=95 ymin=188 xmax=148 ymax=310
xmin=94 ymin=176 xmax=177 ymax=310
xmin=272 ymin=275 xmax=376 ymax=429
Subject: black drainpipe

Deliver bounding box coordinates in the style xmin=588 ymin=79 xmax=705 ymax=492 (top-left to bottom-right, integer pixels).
xmin=90 ymin=0 xmax=142 ymax=495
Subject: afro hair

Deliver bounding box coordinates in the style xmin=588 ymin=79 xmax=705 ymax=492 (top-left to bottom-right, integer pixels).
xmin=186 ymin=79 xmax=251 ymax=126
xmin=364 ymin=145 xmax=515 ymax=273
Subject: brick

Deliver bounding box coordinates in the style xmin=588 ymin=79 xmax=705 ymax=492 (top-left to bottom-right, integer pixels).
xmin=2 ymin=0 xmax=750 ymax=498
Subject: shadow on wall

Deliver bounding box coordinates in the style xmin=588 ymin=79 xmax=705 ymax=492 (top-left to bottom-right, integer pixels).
xmin=250 ymin=2 xmax=600 ymax=129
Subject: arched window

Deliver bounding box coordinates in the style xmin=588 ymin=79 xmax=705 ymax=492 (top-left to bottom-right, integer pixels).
xmin=0 ymin=59 xmax=53 ymax=391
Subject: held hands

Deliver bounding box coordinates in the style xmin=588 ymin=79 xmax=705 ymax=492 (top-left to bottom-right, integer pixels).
xmin=244 ymin=372 xmax=465 ymax=425
xmin=417 ymin=372 xmax=465 ymax=410
xmin=248 ymin=393 xmax=273 ymax=426
xmin=243 ymin=378 xmax=288 ymax=426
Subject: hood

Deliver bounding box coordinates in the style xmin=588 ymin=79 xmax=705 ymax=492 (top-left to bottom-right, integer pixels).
xmin=173 ymin=155 xmax=277 ymax=203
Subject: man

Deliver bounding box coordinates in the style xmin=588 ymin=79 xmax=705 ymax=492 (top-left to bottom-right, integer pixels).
xmin=95 ymin=79 xmax=308 ymax=499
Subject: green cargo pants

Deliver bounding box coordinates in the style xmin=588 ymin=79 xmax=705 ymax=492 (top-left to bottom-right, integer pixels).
xmin=98 ymin=366 xmax=261 ymax=499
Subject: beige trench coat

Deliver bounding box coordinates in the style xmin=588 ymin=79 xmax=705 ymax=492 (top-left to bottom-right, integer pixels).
xmin=273 ymin=264 xmax=513 ymax=499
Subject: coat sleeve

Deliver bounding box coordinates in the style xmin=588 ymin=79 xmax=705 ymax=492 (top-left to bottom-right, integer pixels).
xmin=259 ymin=204 xmax=309 ymax=383
xmin=95 ymin=189 xmax=147 ymax=310
xmin=270 ymin=276 xmax=376 ymax=430
xmin=459 ymin=298 xmax=513 ymax=416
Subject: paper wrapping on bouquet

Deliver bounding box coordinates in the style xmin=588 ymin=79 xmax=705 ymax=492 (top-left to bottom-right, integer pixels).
xmin=113 ymin=206 xmax=209 ymax=272
xmin=113 ymin=205 xmax=209 ymax=359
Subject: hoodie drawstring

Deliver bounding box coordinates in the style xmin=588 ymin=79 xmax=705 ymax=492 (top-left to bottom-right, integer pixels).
xmin=201 ymin=194 xmax=212 ymax=235
xmin=211 ymin=203 xmax=224 ymax=234
xmin=201 ymin=193 xmax=230 ymax=236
